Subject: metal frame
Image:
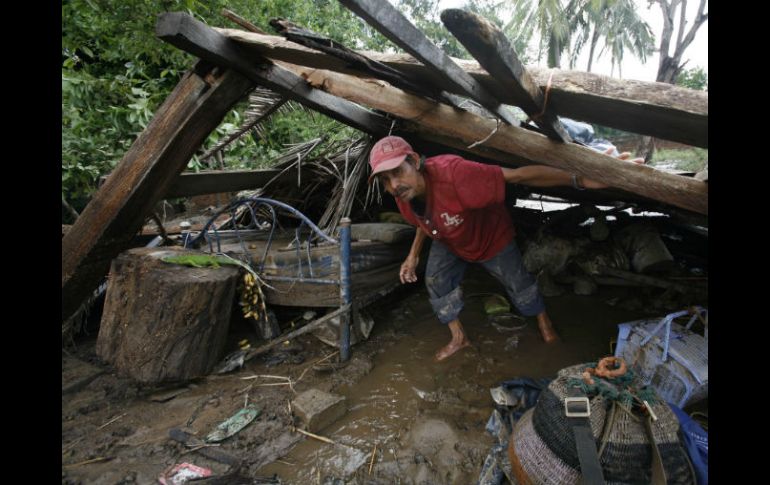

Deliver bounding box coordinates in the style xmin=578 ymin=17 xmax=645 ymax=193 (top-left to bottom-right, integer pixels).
xmin=186 ymin=197 xmax=353 ymax=361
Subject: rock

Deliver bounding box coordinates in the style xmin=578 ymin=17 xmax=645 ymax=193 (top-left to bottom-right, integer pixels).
xmin=292 ymin=389 xmax=347 ymax=433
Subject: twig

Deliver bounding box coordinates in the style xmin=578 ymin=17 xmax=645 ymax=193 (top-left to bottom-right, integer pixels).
xmin=181 ymin=443 xmax=221 ymax=455
xmin=295 ymin=351 xmax=340 ymax=384
xmin=291 ymin=426 xmax=337 ymax=445
xmin=240 ymin=374 xmax=292 ymax=381
xmin=63 ymin=457 xmax=112 ymax=468
xmin=97 ymin=413 xmax=126 ymax=430
xmin=221 ymin=8 xmax=267 ymax=34
xmin=62 ymin=436 xmax=85 ymax=454
xmin=368 ymin=443 xmax=377 ymax=475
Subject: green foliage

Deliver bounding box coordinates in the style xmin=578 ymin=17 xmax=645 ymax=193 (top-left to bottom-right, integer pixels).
xmin=651 ymin=147 xmax=708 ymax=172
xmin=676 ymin=66 xmax=708 ymax=91
xmin=59 ymin=0 xmax=564 ymax=220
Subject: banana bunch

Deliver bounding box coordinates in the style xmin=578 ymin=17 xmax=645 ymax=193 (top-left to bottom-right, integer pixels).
xmin=239 ymin=271 xmax=267 ymax=322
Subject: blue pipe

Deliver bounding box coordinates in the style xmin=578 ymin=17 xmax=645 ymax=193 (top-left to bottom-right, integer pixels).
xmin=339 ymin=218 xmax=352 ymax=362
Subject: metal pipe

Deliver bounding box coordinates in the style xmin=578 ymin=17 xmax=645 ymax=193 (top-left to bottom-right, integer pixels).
xmin=338 ymin=217 xmax=352 ymax=362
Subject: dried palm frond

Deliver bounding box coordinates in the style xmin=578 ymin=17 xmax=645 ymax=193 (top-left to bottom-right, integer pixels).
xmin=200 ymin=88 xmax=289 ymax=162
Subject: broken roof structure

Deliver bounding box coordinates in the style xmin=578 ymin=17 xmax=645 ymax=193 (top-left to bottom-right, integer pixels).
xmin=61 ymin=2 xmax=707 ymax=326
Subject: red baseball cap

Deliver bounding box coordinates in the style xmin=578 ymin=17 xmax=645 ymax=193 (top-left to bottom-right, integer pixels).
xmin=368 ymin=136 xmax=415 ymax=184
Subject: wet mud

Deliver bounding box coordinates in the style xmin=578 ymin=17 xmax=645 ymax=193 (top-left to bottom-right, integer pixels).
xmin=62 ymin=266 xmax=676 ymax=484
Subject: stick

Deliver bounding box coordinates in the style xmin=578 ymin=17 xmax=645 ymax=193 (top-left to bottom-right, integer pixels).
xmin=221 ymin=8 xmax=267 ymax=34
xmin=244 ymin=305 xmax=350 ymax=362
xmin=368 ymin=443 xmax=377 ymax=475
xmin=295 ymin=351 xmax=340 ymax=384
xmin=292 ymin=426 xmax=337 ymax=445
xmin=97 ymin=413 xmax=126 ymax=430
xmin=240 ymin=374 xmax=292 ymax=381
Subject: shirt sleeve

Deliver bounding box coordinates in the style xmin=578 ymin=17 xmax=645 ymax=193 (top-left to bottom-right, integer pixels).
xmin=452 ymin=158 xmax=505 ymax=209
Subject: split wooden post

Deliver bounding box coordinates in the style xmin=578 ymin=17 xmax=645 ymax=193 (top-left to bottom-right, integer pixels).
xmin=338 ymin=0 xmax=520 ymax=127
xmin=441 ymin=9 xmax=570 ymax=142
xmin=61 ymin=63 xmax=254 ymax=322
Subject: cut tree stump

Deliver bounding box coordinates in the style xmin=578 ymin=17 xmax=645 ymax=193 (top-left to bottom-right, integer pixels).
xmin=96 ymin=247 xmax=240 ymax=383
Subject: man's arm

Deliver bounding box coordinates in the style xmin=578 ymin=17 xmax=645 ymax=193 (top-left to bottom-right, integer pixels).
xmin=501 ymin=150 xmax=643 ymax=190
xmin=400 ymin=228 xmax=427 ymax=284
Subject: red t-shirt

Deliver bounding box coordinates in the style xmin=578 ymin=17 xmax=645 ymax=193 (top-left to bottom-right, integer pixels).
xmin=396 ymin=154 xmax=514 ymax=261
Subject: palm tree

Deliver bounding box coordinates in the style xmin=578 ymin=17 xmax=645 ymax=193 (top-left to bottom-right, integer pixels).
xmin=511 ymin=0 xmax=653 ymax=75
xmin=598 ymin=0 xmax=654 ymax=78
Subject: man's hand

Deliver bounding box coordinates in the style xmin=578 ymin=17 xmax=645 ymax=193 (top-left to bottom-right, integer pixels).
xmin=400 ymin=254 xmax=419 ymax=283
xmin=580 ymin=148 xmax=645 ymax=189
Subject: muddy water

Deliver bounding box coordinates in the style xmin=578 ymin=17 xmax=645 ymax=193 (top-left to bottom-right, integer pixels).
xmin=259 ymin=266 xmax=653 ymax=484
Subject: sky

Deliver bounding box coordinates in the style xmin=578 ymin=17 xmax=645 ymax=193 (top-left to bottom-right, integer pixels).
xmin=436 ymin=0 xmax=708 ymax=83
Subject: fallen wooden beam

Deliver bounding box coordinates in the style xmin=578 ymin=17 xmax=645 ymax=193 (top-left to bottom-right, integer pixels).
xmin=338 ymin=0 xmax=520 ymax=127
xmin=61 ymin=63 xmax=255 ymax=322
xmin=285 ymin=65 xmax=707 ymax=215
xmin=156 ymin=12 xmax=390 ymax=135
xmin=165 ymin=169 xmax=281 ymax=198
xmin=244 ymin=304 xmax=351 ymax=362
xmin=441 ymin=9 xmax=570 ymax=142
xmin=217 ymin=29 xmax=707 ymax=147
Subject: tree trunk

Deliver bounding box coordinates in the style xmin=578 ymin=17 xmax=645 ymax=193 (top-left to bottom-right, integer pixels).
xmin=96 ymin=247 xmax=240 ymax=383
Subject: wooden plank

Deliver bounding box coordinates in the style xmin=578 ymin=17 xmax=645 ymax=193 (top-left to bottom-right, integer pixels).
xmin=337 ymin=0 xmax=520 ymax=127
xmin=217 ymin=29 xmax=707 ymax=147
xmin=156 ymin=12 xmax=390 ymax=135
xmin=282 ymin=65 xmax=707 ymax=215
xmin=269 ymin=18 xmax=463 ymax=109
xmin=61 ymin=63 xmax=255 ymax=322
xmin=440 ymin=9 xmax=570 ymax=142
xmin=165 ymin=169 xmax=281 ymax=198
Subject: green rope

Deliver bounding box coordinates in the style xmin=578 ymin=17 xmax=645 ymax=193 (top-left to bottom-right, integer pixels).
xmin=567 ymin=366 xmax=659 ymax=408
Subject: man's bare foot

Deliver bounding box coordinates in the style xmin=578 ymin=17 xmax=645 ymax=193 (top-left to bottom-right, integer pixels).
xmin=537 ymin=313 xmax=560 ymax=344
xmin=434 ymin=339 xmax=471 ymax=362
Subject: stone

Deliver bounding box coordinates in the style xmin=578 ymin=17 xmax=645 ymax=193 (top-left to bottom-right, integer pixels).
xmin=292 ymin=389 xmax=347 ymax=433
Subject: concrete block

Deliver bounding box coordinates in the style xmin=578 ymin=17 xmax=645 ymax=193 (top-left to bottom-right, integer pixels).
xmin=292 ymin=388 xmax=347 ymax=433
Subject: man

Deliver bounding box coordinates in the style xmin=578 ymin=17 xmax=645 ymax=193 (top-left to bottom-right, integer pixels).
xmin=369 ymin=135 xmax=634 ymax=361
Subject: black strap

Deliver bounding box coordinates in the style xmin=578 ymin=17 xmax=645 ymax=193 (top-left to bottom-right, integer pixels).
xmin=566 ymin=387 xmax=606 ymax=485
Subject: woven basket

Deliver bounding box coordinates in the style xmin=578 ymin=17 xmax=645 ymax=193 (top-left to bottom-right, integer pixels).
xmin=508 ymin=363 xmax=695 ymax=484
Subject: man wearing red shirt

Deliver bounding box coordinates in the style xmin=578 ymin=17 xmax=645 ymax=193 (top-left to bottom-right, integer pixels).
xmin=369 ymin=136 xmax=616 ymax=361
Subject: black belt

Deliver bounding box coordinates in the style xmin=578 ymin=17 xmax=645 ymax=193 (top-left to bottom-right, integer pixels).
xmin=565 ymin=386 xmax=606 ymax=485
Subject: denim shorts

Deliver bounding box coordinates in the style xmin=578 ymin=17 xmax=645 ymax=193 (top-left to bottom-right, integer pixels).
xmin=425 ymin=240 xmax=545 ymax=324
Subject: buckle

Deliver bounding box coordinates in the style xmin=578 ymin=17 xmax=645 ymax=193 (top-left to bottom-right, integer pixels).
xmin=564 ymin=396 xmax=591 ymax=418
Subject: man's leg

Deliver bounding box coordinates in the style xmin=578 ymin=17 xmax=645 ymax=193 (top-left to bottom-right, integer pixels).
xmin=425 ymin=241 xmax=471 ymax=361
xmin=481 ymin=242 xmax=560 ymax=343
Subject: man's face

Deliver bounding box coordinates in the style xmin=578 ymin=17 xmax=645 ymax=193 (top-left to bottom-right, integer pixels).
xmin=377 ymin=155 xmax=425 ymax=201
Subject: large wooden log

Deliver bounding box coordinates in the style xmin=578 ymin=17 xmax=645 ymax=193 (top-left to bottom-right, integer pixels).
xmin=284 ymin=65 xmax=707 ymax=215
xmin=96 ymin=247 xmax=240 ymax=383
xmin=62 ymin=63 xmax=254 ymax=322
xmin=217 ymin=28 xmax=707 ymax=147
xmin=338 ymin=0 xmax=520 ymax=127
xmin=440 ymin=9 xmax=570 ymax=142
